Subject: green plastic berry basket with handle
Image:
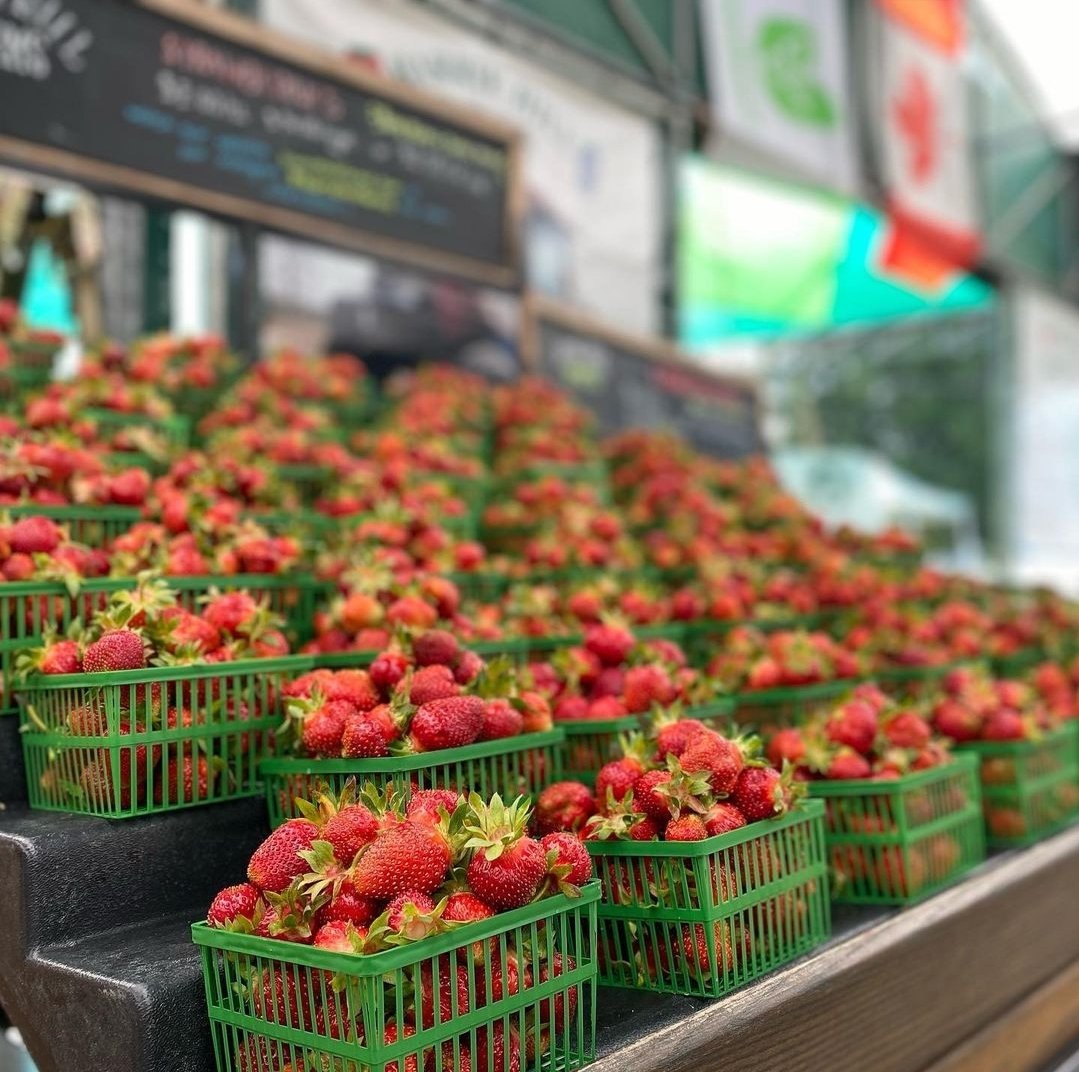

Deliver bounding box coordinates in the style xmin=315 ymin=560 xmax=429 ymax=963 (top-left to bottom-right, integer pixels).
xmin=7 ymin=503 xmax=141 ymax=547
xmin=260 ymin=728 xmax=566 ymax=828
xmin=586 ymin=800 xmax=830 ymax=998
xmin=0 ymin=574 xmax=330 ymax=714
xmin=192 ymin=883 xmax=599 ymax=1072
xmin=16 ymin=654 xmax=312 ymax=818
xmin=957 ymin=722 xmax=1079 ymax=847
xmin=808 ymin=753 xmax=985 ymax=905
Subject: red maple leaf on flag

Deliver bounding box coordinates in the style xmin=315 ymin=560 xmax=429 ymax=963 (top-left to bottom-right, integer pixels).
xmin=893 ymin=65 xmax=936 ymax=181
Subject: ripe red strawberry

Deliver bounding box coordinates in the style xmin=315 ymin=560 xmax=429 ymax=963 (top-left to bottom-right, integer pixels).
xmin=443 ymin=891 xmax=495 ymax=924
xmin=983 ymin=708 xmax=1025 ymax=740
xmin=382 ymin=1022 xmax=419 ymax=1072
xmin=879 ymin=710 xmax=929 ymax=749
xmin=82 ymin=628 xmax=146 ymax=673
xmin=202 ymin=591 xmax=260 ymax=635
xmin=107 ymin=468 xmax=150 ymax=506
xmin=406 ymin=788 xmax=461 ymax=824
xmin=419 ymin=955 xmax=471 ymax=1028
xmin=541 ymin=831 xmax=593 ymax=885
xmin=826 ymin=748 xmax=873 ymax=780
xmin=247 ymin=819 xmax=319 ymax=892
xmin=766 ymin=727 xmax=807 ymax=769
xmin=535 ymin=781 xmax=596 ymax=834
xmin=464 ymin=796 xmax=548 ymax=909
xmin=370 ymin=650 xmax=411 ymax=696
xmin=351 ymin=818 xmax=451 ymax=897
xmin=325 ymin=668 xmax=379 ymax=711
xmin=479 ymin=697 xmax=524 ymax=741
xmin=321 ymin=882 xmax=378 ymax=927
xmin=408 ymin=664 xmax=459 ymax=705
xmin=312 ymin=919 xmax=367 ymax=954
xmin=681 ymin=921 xmax=734 ymax=974
xmin=473 ymin=948 xmax=528 ymax=1005
xmin=386 ymin=595 xmax=438 ymax=629
xmin=588 ymin=696 xmax=627 ymax=718
xmin=410 ymin=695 xmax=485 ymax=751
xmin=475 ymin=1025 xmax=520 ymax=1072
xmin=584 ymin=623 xmax=635 ymax=667
xmin=9 ymin=516 xmax=61 ymax=554
xmin=161 ymin=608 xmax=220 ymax=654
xmin=323 ymin=803 xmax=378 ymax=862
xmin=341 ymin=715 xmax=390 ymax=758
xmin=731 ymin=766 xmax=795 ymax=821
xmin=253 ymin=965 xmax=317 ymax=1030
xmin=629 ymin=816 xmax=661 ymax=840
xmin=339 ymin=591 xmax=383 ymax=633
xmin=454 ymin=648 xmax=485 ymax=685
xmin=40 ymin=639 xmax=81 ymax=675
xmin=413 ymin=629 xmax=460 ymax=668
xmin=665 ymin=815 xmax=707 ymax=841
xmin=679 ymin=731 xmax=750 ymax=796
xmin=594 ymin=757 xmax=645 ymax=806
xmin=703 ymin=802 xmax=746 ymax=837
xmin=537 ymin=953 xmax=577 ymax=1030
xmin=155 ymin=755 xmax=211 ymax=805
xmin=387 ymin=891 xmax=439 ymax=940
xmin=825 ymin=700 xmax=878 ymax=755
xmin=301 ymin=699 xmax=354 ymax=757
xmin=654 ymin=718 xmax=708 ymax=760
xmin=622 ymin=664 xmax=675 ymax=714
xmin=207 ymin=882 xmax=260 ymax=927
xmin=633 ymin=769 xmax=673 ymax=821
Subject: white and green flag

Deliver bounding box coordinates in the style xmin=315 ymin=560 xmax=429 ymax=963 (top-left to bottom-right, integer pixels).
xmin=700 ymin=0 xmax=859 ymax=194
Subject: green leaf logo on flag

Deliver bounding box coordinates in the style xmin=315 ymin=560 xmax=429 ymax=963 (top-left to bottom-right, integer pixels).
xmin=757 ymin=17 xmax=836 ymax=128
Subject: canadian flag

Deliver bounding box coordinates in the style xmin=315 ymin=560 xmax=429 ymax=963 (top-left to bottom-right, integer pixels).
xmin=875 ymin=0 xmax=979 ymax=278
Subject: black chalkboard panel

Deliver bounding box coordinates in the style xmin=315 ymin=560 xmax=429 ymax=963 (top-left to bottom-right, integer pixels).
xmin=0 ymin=0 xmax=513 ymax=276
xmin=532 ymin=301 xmax=762 ymax=458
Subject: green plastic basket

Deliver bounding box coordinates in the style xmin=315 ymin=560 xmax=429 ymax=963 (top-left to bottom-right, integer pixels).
xmin=0 ymin=573 xmax=330 ymax=711
xmin=958 ymin=722 xmax=1079 ymax=847
xmin=556 ymin=717 xmax=641 ymax=784
xmin=6 ymin=503 xmax=140 ymax=546
xmin=587 ymin=801 xmax=829 ymax=997
xmin=680 ymin=615 xmax=826 ymax=666
xmin=870 ymin=660 xmax=975 ymax=700
xmin=261 ymin=728 xmax=566 ymax=828
xmin=9 ymin=338 xmax=61 ymax=370
xmin=275 ymin=464 xmax=336 ymax=505
xmin=16 ymin=654 xmax=312 ymax=818
xmin=809 ymin=753 xmax=985 ymax=905
xmin=730 ymin=679 xmax=857 ymax=733
xmin=192 ymin=884 xmax=599 ymax=1072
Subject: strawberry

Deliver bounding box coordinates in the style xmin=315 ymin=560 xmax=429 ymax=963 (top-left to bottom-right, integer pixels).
xmin=633 ymin=770 xmax=673 ymax=821
xmin=312 ymin=918 xmax=367 ymax=954
xmin=406 ymin=788 xmax=461 ymax=824
xmin=341 ymin=715 xmax=390 ymax=758
xmin=325 ymin=668 xmax=379 ymax=711
xmin=339 ymin=591 xmax=383 ymax=633
xmin=518 ymin=690 xmax=552 ymax=733
xmin=584 ymin=623 xmax=635 ymax=667
xmin=475 ymin=1026 xmax=521 ymax=1072
xmin=679 ymin=730 xmax=754 ymax=796
xmin=464 ymin=794 xmax=548 ymax=909
xmin=323 ymin=803 xmax=378 ymax=862
xmin=454 ymin=649 xmax=485 ymax=685
xmin=826 ymin=749 xmax=872 ymax=780
xmin=419 ymin=956 xmax=471 ymax=1027
xmin=386 ymin=595 xmax=438 ymax=629
xmin=535 ymin=781 xmax=596 ymax=834
xmin=932 ymin=698 xmax=983 ymax=742
xmin=882 ymin=711 xmax=931 ymax=750
xmin=202 ymin=591 xmax=260 ymax=635
xmin=301 ymin=699 xmax=354 ymax=757
xmin=654 ymin=717 xmax=708 ymax=760
xmin=320 ymin=882 xmax=379 ymax=928
xmin=9 ymin=516 xmax=61 ymax=554
xmin=407 ymin=664 xmax=460 ymax=706
xmin=413 ymin=629 xmax=460 ymax=668
xmin=442 ymin=891 xmax=495 ymax=924
xmin=479 ymin=697 xmax=524 ymax=741
xmin=665 ymin=814 xmax=707 ymax=841
xmin=410 ymin=695 xmax=484 ymax=751
xmin=370 ymin=650 xmax=412 ymax=696
xmin=731 ymin=766 xmax=798 ymax=821
xmin=382 ymin=1022 xmax=419 ymax=1072
xmin=253 ymin=965 xmax=317 ymax=1031
xmin=766 ymin=727 xmax=806 ymax=769
xmin=40 ymin=639 xmax=81 ymax=675
xmin=82 ymin=628 xmax=146 ymax=673
xmin=247 ymin=819 xmax=320 ymax=893
xmin=386 ymin=891 xmax=439 ymax=940
xmin=207 ymin=882 xmax=261 ymax=927
xmin=982 ymin=709 xmax=1026 ymax=740
xmin=554 ymin=695 xmax=589 ymax=721
xmin=825 ymin=700 xmax=878 ymax=755
xmin=623 ymin=664 xmax=675 ymax=713
xmin=594 ymin=756 xmax=645 ymax=807
xmin=155 ymin=754 xmax=212 ymax=805
xmin=541 ymin=831 xmax=593 ymax=885
xmin=588 ymin=696 xmax=627 ymax=718
xmin=703 ymin=802 xmax=746 ymax=836
xmin=629 ymin=816 xmax=661 ymax=840
xmin=537 ymin=953 xmax=577 ymax=1030
xmin=160 ymin=608 xmax=220 ymax=654
xmin=352 ymin=818 xmax=451 ymax=897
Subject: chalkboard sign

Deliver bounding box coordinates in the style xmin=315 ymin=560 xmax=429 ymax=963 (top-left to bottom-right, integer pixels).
xmin=526 ymin=297 xmax=762 ymax=458
xmin=0 ymin=0 xmax=518 ymax=284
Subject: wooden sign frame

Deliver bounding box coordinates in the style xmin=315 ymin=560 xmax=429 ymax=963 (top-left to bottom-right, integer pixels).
xmin=0 ymin=0 xmax=523 ymax=288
